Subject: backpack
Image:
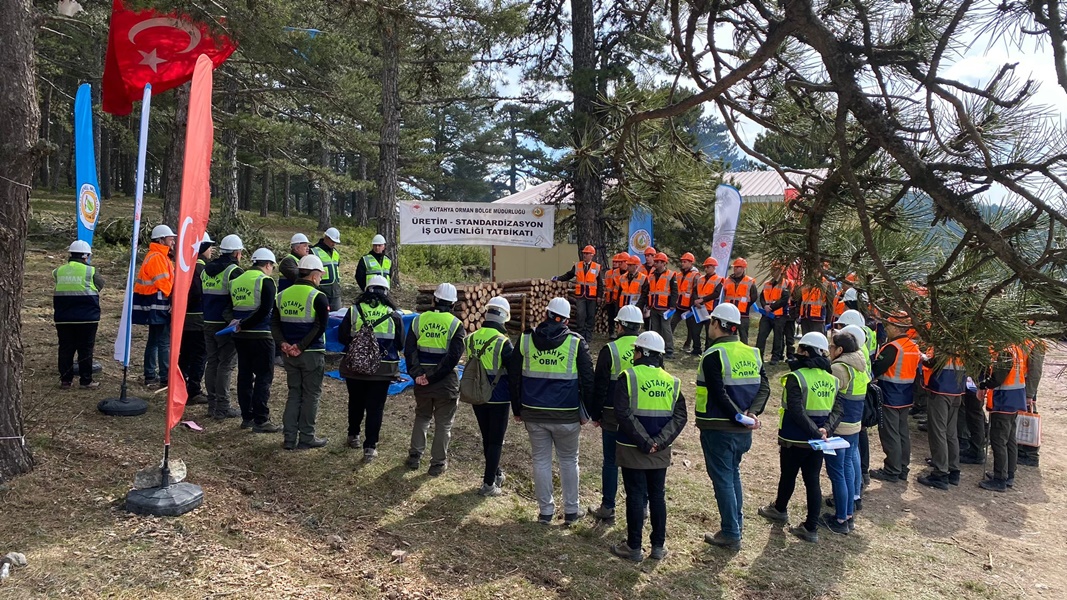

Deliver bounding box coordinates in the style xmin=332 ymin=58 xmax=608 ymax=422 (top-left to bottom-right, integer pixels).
xmin=862 ymin=381 xmax=884 ymax=428
xmin=460 ymin=336 xmax=500 ymax=405
xmin=339 ymin=305 xmax=393 ymax=378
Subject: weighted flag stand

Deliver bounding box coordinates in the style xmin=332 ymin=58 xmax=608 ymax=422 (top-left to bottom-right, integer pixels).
xmin=99 ymin=366 xmax=147 ymax=416
xmin=125 ymin=442 xmax=204 ymax=516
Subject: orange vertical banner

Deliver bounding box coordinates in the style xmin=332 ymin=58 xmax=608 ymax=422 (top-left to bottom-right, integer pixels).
xmin=166 ymin=55 xmax=214 ymax=443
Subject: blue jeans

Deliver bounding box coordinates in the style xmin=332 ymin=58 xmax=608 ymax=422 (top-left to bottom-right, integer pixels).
xmin=144 ymin=323 xmax=170 ymax=383
xmin=601 ymin=428 xmax=619 ymax=509
xmin=824 ymin=442 xmax=850 ymax=522
xmin=700 ymin=429 xmax=752 ymax=540
xmin=843 ymin=433 xmax=861 ymax=515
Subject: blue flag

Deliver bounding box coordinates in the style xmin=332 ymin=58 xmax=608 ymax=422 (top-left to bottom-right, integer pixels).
xmin=74 ymin=83 xmax=101 ymax=247
xmin=628 ymin=206 xmax=653 ymax=257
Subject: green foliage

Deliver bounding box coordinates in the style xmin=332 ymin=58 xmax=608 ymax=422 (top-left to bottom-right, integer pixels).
xmin=399 ymin=244 xmax=490 ymax=283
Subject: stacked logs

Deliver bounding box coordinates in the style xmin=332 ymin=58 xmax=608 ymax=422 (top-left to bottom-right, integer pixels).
xmin=415 ymin=282 xmax=504 ymax=332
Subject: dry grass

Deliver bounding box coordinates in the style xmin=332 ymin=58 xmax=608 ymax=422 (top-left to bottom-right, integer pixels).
xmin=2 ymin=195 xmax=1066 ymax=599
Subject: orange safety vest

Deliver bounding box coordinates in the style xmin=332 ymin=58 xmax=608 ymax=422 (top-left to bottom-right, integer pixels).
xmin=833 ymin=289 xmax=847 ymax=317
xmin=604 ymin=268 xmax=619 ymax=303
xmin=573 ymin=261 xmax=600 ymax=298
xmin=618 ymin=272 xmax=646 ymax=308
xmin=761 ymin=279 xmax=790 ymax=317
xmin=986 ymin=345 xmax=1028 ymax=413
xmin=677 ymin=268 xmax=699 ymax=309
xmin=800 ymin=286 xmax=826 ymax=320
xmin=696 ymin=274 xmax=721 ymax=311
xmin=722 ymin=276 xmax=755 ymax=316
xmin=877 ymin=336 xmax=922 ymax=407
xmin=647 ymin=270 xmax=672 ymax=310
xmin=133 ymin=242 xmax=175 ymax=298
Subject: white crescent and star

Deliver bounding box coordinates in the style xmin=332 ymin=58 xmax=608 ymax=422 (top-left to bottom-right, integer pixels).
xmin=177 ymin=216 xmax=197 ymax=273
xmin=128 ymin=17 xmax=203 ymax=73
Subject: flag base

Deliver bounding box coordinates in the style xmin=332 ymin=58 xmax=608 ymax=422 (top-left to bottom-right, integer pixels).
xmin=66 ymin=361 xmax=103 ymax=375
xmin=98 ymin=396 xmax=148 ymax=416
xmin=125 ymin=482 xmax=204 ymax=517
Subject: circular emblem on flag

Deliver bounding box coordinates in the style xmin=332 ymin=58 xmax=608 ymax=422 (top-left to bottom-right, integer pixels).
xmin=410 ymin=202 xmax=423 ymax=214
xmin=78 ymin=183 xmax=99 ymax=230
xmin=629 ymin=228 xmax=651 ymax=253
xmin=532 ymin=207 xmax=545 ymax=218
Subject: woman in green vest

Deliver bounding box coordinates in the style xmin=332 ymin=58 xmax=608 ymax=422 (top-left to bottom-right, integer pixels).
xmin=758 ymin=332 xmax=842 ymax=543
xmin=338 ymin=275 xmax=403 ymax=463
xmin=466 ymin=296 xmax=514 ymax=496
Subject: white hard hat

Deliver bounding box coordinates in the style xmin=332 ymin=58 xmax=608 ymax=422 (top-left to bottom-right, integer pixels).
xmin=615 ymin=305 xmax=644 ymax=325
xmin=839 ymin=324 xmax=867 ymax=347
xmin=220 ymin=234 xmax=244 ymax=252
xmin=486 ymin=296 xmax=511 ymax=314
xmin=710 ymin=303 xmax=742 ymax=325
xmin=290 ymin=233 xmax=310 ymax=245
xmin=798 ymin=331 xmax=830 ymax=353
xmin=547 ymin=297 xmax=571 ymax=319
xmin=485 ymin=296 xmax=510 ymax=322
xmin=298 ymin=254 xmax=325 ymax=272
xmin=251 ymin=248 xmax=277 ymax=263
xmin=200 ymin=232 xmax=214 ymax=245
xmin=434 ymin=282 xmax=458 ymax=303
xmin=368 ymin=275 xmax=390 ymax=290
xmin=634 ymin=331 xmax=666 ymax=354
xmin=371 ymin=234 xmax=386 ymax=245
xmin=151 ymin=224 xmax=176 ymax=240
xmin=324 ymin=227 xmax=341 ymax=244
xmin=837 ymin=309 xmax=866 ymax=328
xmin=68 ymin=240 xmax=92 ymax=255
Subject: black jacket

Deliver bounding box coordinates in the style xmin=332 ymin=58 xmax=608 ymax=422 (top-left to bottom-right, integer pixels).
xmin=614 ymin=356 xmax=689 ymax=467
xmin=355 ymin=251 xmax=388 ymax=291
xmin=695 ymin=334 xmax=771 ymax=431
xmin=271 ymin=279 xmax=330 ymax=351
xmin=508 ymin=319 xmax=594 ymax=422
xmin=404 ymin=309 xmax=467 ymax=386
xmin=781 ymin=354 xmax=843 ymax=447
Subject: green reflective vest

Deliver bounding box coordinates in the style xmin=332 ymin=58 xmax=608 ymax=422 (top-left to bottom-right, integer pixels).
xmin=839 ymin=363 xmax=870 ymax=428
xmin=202 ymin=262 xmax=241 ymax=323
xmin=466 ymin=326 xmax=508 ymax=378
xmin=617 ymin=364 xmax=680 ymax=447
xmin=354 ymin=301 xmax=400 ymax=362
xmin=362 ymin=254 xmax=392 ymax=284
xmin=695 ymin=340 xmax=762 ymax=421
xmin=778 ymin=367 xmax=839 ymax=443
xmin=53 ymin=261 xmax=100 ymax=323
xmin=230 ymin=270 xmax=271 ymax=332
xmin=277 ymin=283 xmax=325 ymax=351
xmin=313 ymin=246 xmax=340 ymax=286
xmin=414 ymin=310 xmax=461 ymax=367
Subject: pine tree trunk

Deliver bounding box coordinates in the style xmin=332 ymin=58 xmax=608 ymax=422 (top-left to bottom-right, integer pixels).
xmin=570 ymin=0 xmax=605 ymax=262
xmin=99 ymin=123 xmax=111 ymax=199
xmin=162 ymin=82 xmax=189 ymax=227
xmin=50 ymin=124 xmax=62 ymax=191
xmin=282 ymin=171 xmax=291 ymax=217
xmin=317 ymin=145 xmax=331 ymax=230
xmin=355 ymin=152 xmax=368 ymax=226
xmin=260 ymin=165 xmax=270 ymax=218
xmin=239 ymin=164 xmax=252 ymax=211
xmin=38 ymin=85 xmax=51 ymax=187
xmin=0 ymin=0 xmax=38 ymax=482
xmin=377 ymin=6 xmax=402 ymax=285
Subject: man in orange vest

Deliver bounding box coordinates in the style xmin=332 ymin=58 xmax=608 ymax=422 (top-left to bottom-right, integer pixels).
xmin=831 ymin=274 xmax=857 ymax=324
xmin=603 ymin=253 xmax=626 ymax=338
xmin=793 ymin=282 xmax=829 ymax=336
xmin=671 ymin=252 xmax=701 ymax=353
xmin=617 ymin=255 xmax=647 ymax=311
xmin=133 ymin=224 xmax=177 ymax=389
xmin=869 ymin=312 xmax=922 ymax=482
xmin=694 ymin=257 xmax=722 ymax=354
xmin=554 ymin=245 xmax=603 ymax=342
xmin=641 ymin=247 xmax=657 ymax=276
xmin=721 ymin=258 xmax=757 ymax=344
xmin=754 ymin=261 xmax=792 ymax=365
xmin=641 ymin=252 xmax=678 ymax=358
xmin=978 ymin=345 xmax=1028 ymax=491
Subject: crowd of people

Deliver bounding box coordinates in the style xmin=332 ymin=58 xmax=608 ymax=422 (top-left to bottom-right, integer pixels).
xmin=51 ymin=230 xmax=1047 ymax=561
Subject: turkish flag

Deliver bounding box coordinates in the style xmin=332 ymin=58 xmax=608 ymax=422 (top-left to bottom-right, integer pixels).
xmin=166 ymin=56 xmax=214 ymax=443
xmin=103 ymin=0 xmax=235 ymax=115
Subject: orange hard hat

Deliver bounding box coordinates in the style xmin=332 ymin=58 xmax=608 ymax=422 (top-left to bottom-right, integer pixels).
xmin=680 ymin=252 xmax=695 ymax=262
xmin=732 ymin=258 xmax=748 ymax=268
xmin=581 ymin=245 xmax=595 ymax=254
xmin=654 ymin=252 xmax=668 ymax=262
xmin=845 ymin=273 xmax=857 ymax=283
xmin=644 ymin=247 xmax=657 ymax=256
xmin=886 ymin=311 xmax=912 ymax=326
xmin=703 ymin=257 xmax=718 ymax=267
xmin=612 ymin=252 xmax=627 ymax=262
xmin=626 ymin=255 xmax=641 ymax=265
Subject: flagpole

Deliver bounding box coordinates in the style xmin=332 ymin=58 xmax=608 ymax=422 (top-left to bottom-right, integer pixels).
xmin=99 ymin=84 xmax=152 ymax=418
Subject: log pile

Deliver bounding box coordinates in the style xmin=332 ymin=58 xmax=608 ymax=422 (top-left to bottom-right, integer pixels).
xmin=415 ymin=279 xmax=573 ymax=333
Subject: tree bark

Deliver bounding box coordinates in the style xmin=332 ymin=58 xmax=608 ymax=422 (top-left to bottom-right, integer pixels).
xmin=282 ymin=171 xmax=291 ymax=217
xmin=239 ymin=164 xmax=252 ymax=211
xmin=317 ymin=144 xmax=331 ymax=230
xmin=570 ymin=0 xmax=605 ymax=261
xmin=0 ymin=0 xmax=38 ymax=482
xmin=259 ymin=165 xmax=270 ymax=218
xmin=162 ymin=82 xmax=189 ymax=227
xmin=99 ymin=123 xmax=111 ymax=200
xmin=38 ymin=85 xmax=51 ymax=187
xmin=377 ymin=6 xmax=402 ymax=285
xmin=355 ymin=152 xmax=368 ymax=226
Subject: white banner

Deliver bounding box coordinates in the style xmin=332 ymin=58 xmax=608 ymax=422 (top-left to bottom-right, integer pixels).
xmin=711 ymin=184 xmax=743 ymax=279
xmin=398 ymin=200 xmax=555 ymax=248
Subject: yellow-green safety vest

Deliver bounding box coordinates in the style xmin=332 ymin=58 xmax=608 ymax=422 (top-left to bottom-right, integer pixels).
xmin=695 ymin=340 xmax=762 ymax=421
xmin=617 ymin=364 xmax=680 ymax=447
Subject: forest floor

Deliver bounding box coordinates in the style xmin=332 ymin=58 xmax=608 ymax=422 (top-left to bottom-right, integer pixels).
xmin=2 ymin=193 xmax=1067 ymax=599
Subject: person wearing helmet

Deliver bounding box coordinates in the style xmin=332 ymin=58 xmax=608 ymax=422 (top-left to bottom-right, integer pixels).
xmin=696 ymin=302 xmax=769 ymax=551
xmin=672 ymin=252 xmax=701 ymax=354
xmin=405 ymin=282 xmax=467 ymax=476
xmin=356 ymin=233 xmax=391 ymax=292
xmin=587 ymin=304 xmax=644 ymax=522
xmin=508 ymin=297 xmax=594 ymax=526
xmin=177 ymin=233 xmax=215 ymax=405
xmin=758 ymin=331 xmax=842 ymax=544
xmin=272 ymin=254 xmax=333 ymax=450
xmin=821 ymin=328 xmax=871 ymax=534
xmin=792 ymin=278 xmax=830 ymax=337
xmin=720 ymin=258 xmax=757 ymax=345
xmin=53 ymin=240 xmax=104 ymax=389
xmin=609 ymin=331 xmax=688 ymax=562
xmin=465 ymin=296 xmax=515 ymax=496
xmin=313 ymin=227 xmax=342 ymax=310
xmin=133 ymin=224 xmax=177 ymax=389
xmin=278 ymin=233 xmax=311 ymax=294
xmin=693 ymin=257 xmax=722 ymax=354
xmin=617 ymin=255 xmax=647 ymax=313
xmin=978 ymin=344 xmax=1029 ymax=492
xmin=339 ymin=274 xmax=403 ymax=463
xmin=834 ymin=309 xmax=876 ymax=366
xmin=641 ymin=252 xmax=678 ymax=359
xmin=202 ymin=234 xmax=245 ymax=419
xmin=868 ymin=312 xmax=922 ymax=483
xmin=553 ymin=245 xmax=602 ymax=342
xmin=916 ymin=345 xmax=966 ymax=491
xmin=602 ymin=253 xmax=627 ymax=335
xmin=229 ymin=248 xmax=281 ymax=433
xmin=641 ymin=247 xmax=657 ymax=277
xmin=754 ymin=261 xmax=794 ymax=365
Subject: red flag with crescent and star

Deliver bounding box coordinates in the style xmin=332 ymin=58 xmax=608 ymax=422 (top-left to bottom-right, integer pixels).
xmin=165 ymin=55 xmax=214 ymax=443
xmin=102 ymin=0 xmax=236 ymax=115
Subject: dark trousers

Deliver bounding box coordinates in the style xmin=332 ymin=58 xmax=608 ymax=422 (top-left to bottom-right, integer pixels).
xmin=621 ymin=467 xmax=667 ymax=549
xmin=144 ymin=323 xmax=171 ymax=383
xmin=799 ymin=318 xmax=824 ymax=335
xmin=473 ymin=402 xmax=510 ymax=485
xmin=604 ymin=302 xmax=618 ymax=337
xmin=785 ymin=319 xmax=797 ymax=359
xmin=234 ymin=337 xmax=275 ymax=424
xmin=755 ymin=316 xmax=787 ymax=361
xmin=960 ymin=389 xmax=988 ymax=457
xmin=927 ymin=393 xmax=962 ymax=475
xmin=346 ymin=378 xmax=390 ymax=448
xmin=179 ymin=328 xmax=207 ymax=398
xmin=671 ymin=311 xmax=701 ymax=351
xmin=600 ymin=428 xmax=619 ymax=509
xmin=878 ymin=406 xmax=911 ymax=477
xmin=575 ymin=298 xmax=597 ymax=342
xmin=737 ymin=317 xmax=751 ymax=344
xmin=859 ymin=427 xmax=870 ymax=474
xmin=988 ymin=412 xmax=1018 ymax=480
xmin=774 ymin=445 xmax=824 ymax=530
xmin=57 ymin=323 xmax=98 ymax=384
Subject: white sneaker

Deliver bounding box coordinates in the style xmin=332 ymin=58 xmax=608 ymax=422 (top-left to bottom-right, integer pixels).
xmin=478 ymin=483 xmax=503 ymax=497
